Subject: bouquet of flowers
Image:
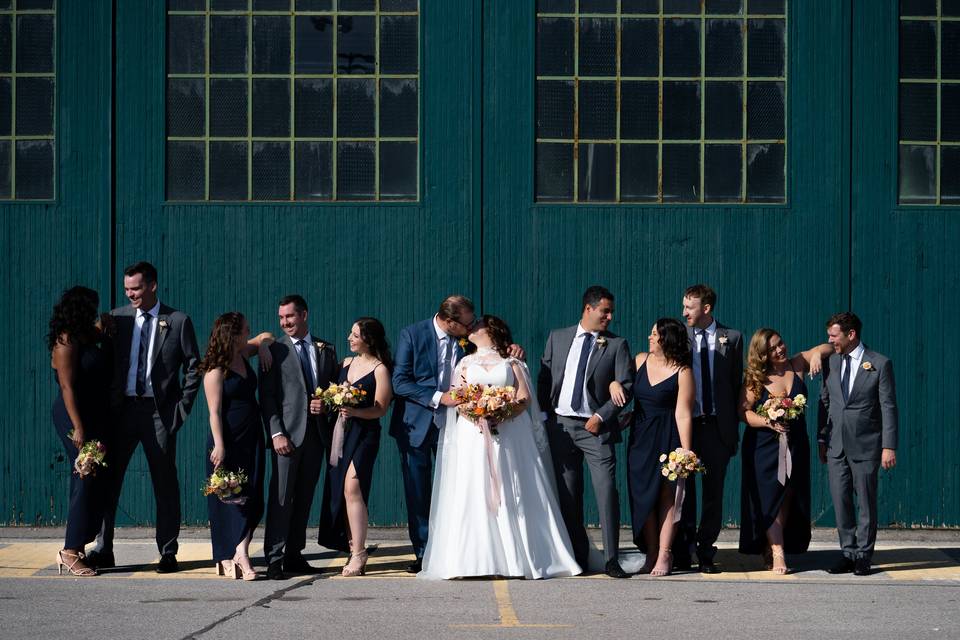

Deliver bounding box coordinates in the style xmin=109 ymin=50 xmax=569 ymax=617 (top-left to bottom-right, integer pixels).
xmin=315 ymin=382 xmax=368 ymax=467
xmin=202 ymin=467 xmax=249 ymax=504
xmin=659 ymin=448 xmax=705 ymax=481
xmin=451 ymin=384 xmax=521 ymax=436
xmin=73 ymin=439 xmax=107 ymax=478
xmin=755 ymin=393 xmax=807 ymax=423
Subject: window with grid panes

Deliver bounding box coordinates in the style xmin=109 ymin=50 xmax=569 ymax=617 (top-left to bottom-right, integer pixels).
xmin=166 ymin=0 xmax=419 ymax=202
xmin=0 ymin=0 xmax=56 ymax=200
xmin=899 ymin=0 xmax=960 ymax=205
xmin=535 ymin=0 xmax=787 ymax=204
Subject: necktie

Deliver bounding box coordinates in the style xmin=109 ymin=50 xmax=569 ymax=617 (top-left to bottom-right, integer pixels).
xmin=841 ymin=354 xmax=851 ymax=402
xmin=435 ymin=338 xmax=454 ymax=428
xmin=136 ymin=312 xmax=153 ymax=396
xmin=296 ymin=340 xmax=316 ymax=392
xmin=570 ymin=333 xmax=594 ymax=412
xmin=699 ymin=330 xmax=713 ymax=416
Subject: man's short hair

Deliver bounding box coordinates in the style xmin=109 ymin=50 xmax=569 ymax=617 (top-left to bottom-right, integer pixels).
xmin=279 ymin=294 xmax=308 ymax=313
xmin=826 ymin=311 xmax=862 ymax=336
xmin=437 ymin=295 xmax=475 ymax=322
xmin=123 ymin=261 xmax=158 ymax=284
xmin=684 ymin=284 xmax=717 ymax=310
xmin=582 ymin=285 xmax=614 ymax=309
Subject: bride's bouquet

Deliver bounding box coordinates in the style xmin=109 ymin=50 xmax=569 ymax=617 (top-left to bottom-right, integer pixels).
xmin=73 ymin=439 xmax=107 ymax=478
xmin=451 ymin=383 xmax=521 ymax=436
xmin=660 ymin=448 xmax=705 ymax=481
xmin=755 ymin=393 xmax=807 ymax=423
xmin=202 ymin=467 xmax=249 ymax=504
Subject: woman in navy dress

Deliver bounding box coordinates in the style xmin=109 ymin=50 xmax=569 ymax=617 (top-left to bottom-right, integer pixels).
xmin=318 ymin=317 xmax=393 ymax=577
xmin=198 ymin=312 xmax=272 ymax=580
xmin=738 ymin=329 xmax=831 ymax=574
xmin=615 ymin=318 xmax=696 ymax=577
xmin=49 ymin=286 xmax=111 ymax=577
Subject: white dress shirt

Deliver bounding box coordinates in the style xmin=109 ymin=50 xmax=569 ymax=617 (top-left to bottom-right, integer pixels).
xmin=292 ymin=332 xmax=319 ymax=388
xmin=125 ymin=301 xmax=161 ymax=397
xmin=431 ymin=316 xmax=456 ymax=409
xmin=841 ymin=342 xmax=865 ymax=396
xmin=691 ymin=320 xmax=717 ymax=417
xmin=556 ymin=324 xmax=599 ymax=419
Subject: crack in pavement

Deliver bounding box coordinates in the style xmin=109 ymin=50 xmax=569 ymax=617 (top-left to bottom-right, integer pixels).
xmin=179 ymin=575 xmax=324 ymax=639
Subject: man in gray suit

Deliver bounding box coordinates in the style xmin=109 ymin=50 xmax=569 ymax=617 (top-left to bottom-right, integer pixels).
xmin=537 ymin=286 xmax=635 ymax=578
xmin=676 ymin=284 xmax=743 ymax=573
xmin=89 ymin=261 xmax=201 ymax=573
xmin=260 ymin=294 xmax=338 ymax=579
xmin=818 ymin=312 xmax=898 ymax=576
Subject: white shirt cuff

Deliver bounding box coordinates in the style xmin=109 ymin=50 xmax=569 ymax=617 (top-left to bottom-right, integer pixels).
xmin=271 ymin=432 xmax=286 ymax=439
xmin=431 ymin=391 xmax=443 ymax=409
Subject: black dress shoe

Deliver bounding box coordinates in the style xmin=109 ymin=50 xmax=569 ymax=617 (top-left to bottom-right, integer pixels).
xmin=266 ymin=560 xmax=285 ymax=580
xmin=605 ymin=559 xmax=629 ymax=579
xmin=699 ymin=559 xmax=722 ymax=574
xmin=827 ymin=557 xmax=856 ymax=574
xmin=156 ymin=554 xmax=179 ymax=574
xmin=84 ymin=550 xmax=115 ymax=569
xmin=853 ymin=558 xmax=872 ymax=576
xmin=283 ymin=555 xmax=321 ymax=574
xmin=406 ymin=559 xmax=423 ymax=574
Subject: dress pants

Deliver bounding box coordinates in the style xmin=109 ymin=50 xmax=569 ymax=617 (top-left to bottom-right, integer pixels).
xmin=677 ymin=416 xmax=731 ymax=563
xmin=398 ymin=425 xmax=439 ymax=559
xmin=827 ymin=452 xmax=880 ymax=561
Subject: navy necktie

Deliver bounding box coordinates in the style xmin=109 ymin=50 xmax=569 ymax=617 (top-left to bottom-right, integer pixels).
xmin=136 ymin=312 xmax=153 ymax=397
xmin=435 ymin=338 xmax=454 ymax=428
xmin=570 ymin=333 xmax=594 ymax=412
xmin=699 ymin=330 xmax=713 ymax=416
xmin=296 ymin=340 xmax=316 ymax=392
xmin=841 ymin=354 xmax=851 ymax=402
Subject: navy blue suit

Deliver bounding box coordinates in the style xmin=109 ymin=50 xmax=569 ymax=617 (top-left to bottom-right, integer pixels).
xmin=390 ymin=318 xmax=464 ymax=558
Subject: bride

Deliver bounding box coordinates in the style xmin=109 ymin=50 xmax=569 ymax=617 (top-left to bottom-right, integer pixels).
xmin=418 ymin=315 xmax=582 ymax=579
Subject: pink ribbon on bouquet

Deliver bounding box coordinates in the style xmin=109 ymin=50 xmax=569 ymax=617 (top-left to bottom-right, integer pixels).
xmin=329 ymin=413 xmax=347 ymax=467
xmin=777 ymin=433 xmax=793 ymax=485
xmin=673 ymin=479 xmax=686 ymax=524
xmin=479 ymin=418 xmax=502 ymax=514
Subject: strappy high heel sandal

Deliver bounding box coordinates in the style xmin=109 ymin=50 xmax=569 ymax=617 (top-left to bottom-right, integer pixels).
xmin=57 ymin=550 xmax=97 ymax=577
xmin=341 ymin=549 xmax=368 ymax=577
xmin=233 ymin=555 xmax=258 ymax=581
xmin=216 ymin=559 xmax=236 ymax=577
xmin=771 ymin=550 xmax=791 ymax=575
xmin=762 ymin=546 xmax=774 ymax=571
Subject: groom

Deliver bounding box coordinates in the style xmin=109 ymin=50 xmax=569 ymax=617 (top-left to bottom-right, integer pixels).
xmin=818 ymin=312 xmax=898 ymax=576
xmin=537 ymin=286 xmax=635 ymax=578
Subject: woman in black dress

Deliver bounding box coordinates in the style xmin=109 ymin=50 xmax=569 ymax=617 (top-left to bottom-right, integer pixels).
xmin=318 ymin=317 xmax=393 ymax=577
xmin=614 ymin=318 xmax=696 ymax=577
xmin=198 ymin=312 xmax=272 ymax=580
xmin=738 ymin=329 xmax=830 ymax=574
xmin=49 ymin=286 xmax=111 ymax=577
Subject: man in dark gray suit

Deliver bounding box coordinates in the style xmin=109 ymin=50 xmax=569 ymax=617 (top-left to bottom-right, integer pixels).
xmin=676 ymin=284 xmax=743 ymax=573
xmin=260 ymin=294 xmax=338 ymax=580
xmin=538 ymin=286 xmax=635 ymax=578
xmin=818 ymin=312 xmax=898 ymax=576
xmin=89 ymin=261 xmax=201 ymax=573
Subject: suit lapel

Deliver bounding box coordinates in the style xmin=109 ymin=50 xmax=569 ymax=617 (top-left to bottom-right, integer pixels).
xmin=585 ymin=332 xmax=607 ymax=381
xmin=282 ymin=335 xmax=308 ymax=391
xmin=554 ymin=326 xmax=578 ymax=387
xmin=847 ymin=348 xmax=873 ymax=403
xmin=424 ymin=320 xmax=439 ymax=378
xmin=149 ymin=309 xmax=171 ymax=368
xmin=828 ymin=352 xmax=846 ymax=406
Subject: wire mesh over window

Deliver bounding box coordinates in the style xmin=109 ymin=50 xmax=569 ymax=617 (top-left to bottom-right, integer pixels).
xmin=535 ymin=0 xmax=787 ymax=204
xmin=0 ymin=0 xmax=56 ymax=200
xmin=166 ymin=0 xmax=419 ymax=202
xmin=899 ymin=0 xmax=960 ymax=205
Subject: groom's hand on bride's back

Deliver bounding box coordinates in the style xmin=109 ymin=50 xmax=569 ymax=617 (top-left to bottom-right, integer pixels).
xmin=507 ymin=343 xmax=525 ymax=361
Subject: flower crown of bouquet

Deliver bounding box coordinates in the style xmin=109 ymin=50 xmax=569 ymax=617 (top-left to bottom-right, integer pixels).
xmin=203 ymin=467 xmax=249 ymax=504
xmin=74 ymin=440 xmax=107 ymax=478
xmin=659 ymin=448 xmax=705 ymax=481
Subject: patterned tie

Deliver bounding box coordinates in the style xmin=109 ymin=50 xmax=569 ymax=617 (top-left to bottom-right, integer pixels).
xmin=135 ymin=311 xmax=153 ymax=397
xmin=570 ymin=333 xmax=594 ymax=412
xmin=699 ymin=330 xmax=713 ymax=416
xmin=841 ymin=354 xmax=851 ymax=402
xmin=435 ymin=338 xmax=454 ymax=428
xmin=296 ymin=339 xmax=316 ymax=392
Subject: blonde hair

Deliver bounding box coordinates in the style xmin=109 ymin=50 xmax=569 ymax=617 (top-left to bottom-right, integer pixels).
xmin=744 ymin=328 xmax=779 ymax=399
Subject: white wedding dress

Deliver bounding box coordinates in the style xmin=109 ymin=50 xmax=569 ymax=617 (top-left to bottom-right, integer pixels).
xmin=418 ymin=348 xmax=582 ymax=580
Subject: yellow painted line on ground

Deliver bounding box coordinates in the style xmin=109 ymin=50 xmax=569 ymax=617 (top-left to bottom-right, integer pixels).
xmin=450 ymin=579 xmax=573 ymax=629
xmin=0 ymin=543 xmax=62 ymax=577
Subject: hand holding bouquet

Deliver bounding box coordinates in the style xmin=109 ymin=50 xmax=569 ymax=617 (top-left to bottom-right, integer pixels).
xmin=659 ymin=448 xmax=705 ymax=481
xmin=203 ymin=467 xmax=249 ymax=504
xmin=451 ymin=384 xmax=521 ymax=435
xmin=73 ymin=440 xmax=107 ymax=478
xmin=756 ymin=394 xmax=806 ymax=432
xmin=315 ymin=381 xmax=368 ymax=467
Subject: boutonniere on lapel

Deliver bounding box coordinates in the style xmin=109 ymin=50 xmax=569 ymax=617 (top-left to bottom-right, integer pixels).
xmin=862 ymin=361 xmax=874 ymax=371
xmin=315 ymin=340 xmax=327 ymax=350
xmin=458 ymin=338 xmax=469 ymax=350
xmin=595 ymin=336 xmax=608 ymax=348
xmin=718 ymin=334 xmax=728 ymax=345
xmin=157 ymin=318 xmax=169 ymax=330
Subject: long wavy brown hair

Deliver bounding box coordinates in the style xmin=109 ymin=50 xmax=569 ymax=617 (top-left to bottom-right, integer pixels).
xmin=198 ymin=312 xmax=246 ymax=373
xmin=745 ymin=328 xmax=780 ymax=399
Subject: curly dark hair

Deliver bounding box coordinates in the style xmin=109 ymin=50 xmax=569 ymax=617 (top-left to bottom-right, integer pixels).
xmin=354 ymin=317 xmax=393 ymax=372
xmin=198 ymin=312 xmax=246 ymax=373
xmin=479 ymin=315 xmax=513 ymax=358
xmin=655 ymin=317 xmax=691 ymax=367
xmin=47 ymin=286 xmax=99 ymax=351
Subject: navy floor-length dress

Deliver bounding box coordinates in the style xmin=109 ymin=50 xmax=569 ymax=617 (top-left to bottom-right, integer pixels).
xmin=739 ymin=371 xmax=812 ymax=555
xmin=318 ymin=363 xmax=382 ymax=552
xmin=627 ymin=361 xmax=682 ymax=551
xmin=52 ymin=341 xmax=110 ymax=550
xmin=206 ymin=359 xmax=266 ymax=562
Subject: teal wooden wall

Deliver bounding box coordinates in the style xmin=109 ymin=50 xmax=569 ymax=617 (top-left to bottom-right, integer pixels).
xmin=1 ymin=1 xmax=956 ymax=529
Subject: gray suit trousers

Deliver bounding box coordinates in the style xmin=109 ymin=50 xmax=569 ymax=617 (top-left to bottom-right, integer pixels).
xmin=827 ymin=453 xmax=880 ymax=560
xmin=549 ymin=415 xmax=620 ymax=564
